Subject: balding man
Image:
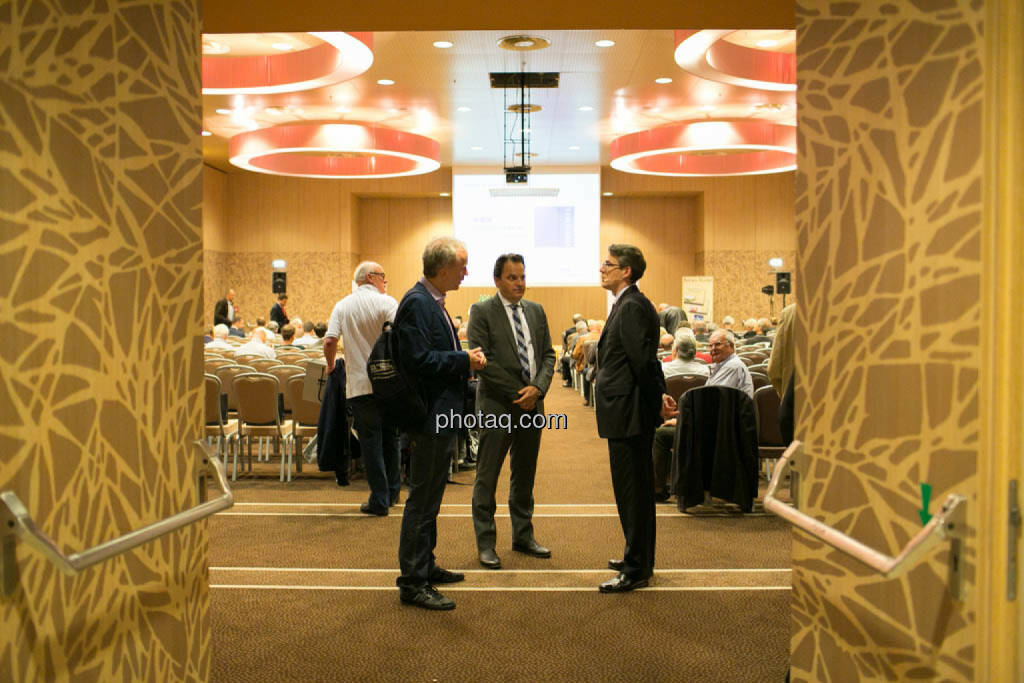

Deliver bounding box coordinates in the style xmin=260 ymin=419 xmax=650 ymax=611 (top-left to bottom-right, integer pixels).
xmin=234 ymin=327 xmax=275 ymax=360
xmin=214 ymin=288 xmax=238 ymax=327
xmin=325 ymin=262 xmax=400 ymax=516
xmin=706 ymin=330 xmax=753 ymax=399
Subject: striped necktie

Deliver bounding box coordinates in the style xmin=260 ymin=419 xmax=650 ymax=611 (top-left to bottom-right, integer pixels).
xmin=509 ymin=304 xmax=532 ymax=383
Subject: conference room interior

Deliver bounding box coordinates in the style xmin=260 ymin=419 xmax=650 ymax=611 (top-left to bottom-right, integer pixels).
xmin=5 ymin=0 xmax=1019 ymax=681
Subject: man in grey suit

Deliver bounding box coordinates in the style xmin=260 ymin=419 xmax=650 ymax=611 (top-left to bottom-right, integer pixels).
xmin=468 ymin=254 xmax=557 ymax=569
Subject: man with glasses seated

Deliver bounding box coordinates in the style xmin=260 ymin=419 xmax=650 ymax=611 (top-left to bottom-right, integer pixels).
xmin=706 ymin=329 xmax=753 ymax=399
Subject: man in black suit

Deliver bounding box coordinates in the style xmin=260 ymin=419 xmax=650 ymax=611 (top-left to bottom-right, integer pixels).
xmin=269 ymin=293 xmax=289 ymax=327
xmin=395 ymin=236 xmax=487 ymax=611
xmin=595 ymin=244 xmax=674 ymax=593
xmin=213 ymin=288 xmax=238 ymax=327
xmin=468 ymin=254 xmax=556 ymax=569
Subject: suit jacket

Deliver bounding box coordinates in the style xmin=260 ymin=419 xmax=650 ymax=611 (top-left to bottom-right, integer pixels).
xmin=468 ymin=294 xmax=556 ymax=416
xmin=595 ymin=284 xmax=666 ymax=439
xmin=214 ymin=298 xmax=233 ymax=326
xmin=672 ymin=385 xmax=759 ymax=512
xmin=395 ymin=281 xmax=469 ymax=434
xmin=269 ymin=302 xmax=289 ymax=327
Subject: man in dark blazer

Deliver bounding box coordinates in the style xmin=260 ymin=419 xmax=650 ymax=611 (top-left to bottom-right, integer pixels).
xmin=213 ymin=288 xmax=238 ymax=327
xmin=394 ymin=236 xmax=487 ymax=611
xmin=269 ymin=293 xmax=289 ymax=327
xmin=468 ymin=254 xmax=557 ymax=569
xmin=595 ymin=244 xmax=674 ymax=593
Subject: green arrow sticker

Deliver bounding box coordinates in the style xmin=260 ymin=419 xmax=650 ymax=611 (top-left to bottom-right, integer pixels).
xmin=918 ymin=483 xmax=933 ymax=525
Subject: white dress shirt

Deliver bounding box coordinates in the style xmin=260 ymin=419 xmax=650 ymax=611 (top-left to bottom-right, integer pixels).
xmin=327 ymin=284 xmax=398 ymax=398
xmin=234 ymin=339 xmax=275 ymax=360
xmin=497 ymin=292 xmax=536 ymax=381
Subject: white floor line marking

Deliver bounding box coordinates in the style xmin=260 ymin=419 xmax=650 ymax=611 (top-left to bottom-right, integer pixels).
xmin=210 ymin=567 xmax=792 ymax=574
xmin=210 ymin=584 xmax=792 ymax=593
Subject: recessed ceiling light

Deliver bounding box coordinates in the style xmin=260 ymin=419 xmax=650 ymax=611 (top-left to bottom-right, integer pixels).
xmin=215 ymin=108 xmax=232 ymax=115
xmin=756 ymin=39 xmax=779 ymax=48
xmin=457 ymin=106 xmax=472 ymax=112
xmin=377 ymin=79 xmax=395 ymax=86
xmin=201 ymin=131 xmax=212 ymax=137
xmin=433 ymin=40 xmax=453 ymax=49
xmin=655 ymin=77 xmax=672 ymax=84
xmin=440 ymin=192 xmax=451 ymax=197
xmin=271 ymin=42 xmax=293 ymax=51
xmin=568 ymin=145 xmax=580 ymax=150
xmin=578 ymin=105 xmax=594 ymax=112
xmin=470 ymin=145 xmax=483 ymax=151
xmin=595 ymin=39 xmax=615 ymax=48
xmin=602 ymin=191 xmax=613 ymax=196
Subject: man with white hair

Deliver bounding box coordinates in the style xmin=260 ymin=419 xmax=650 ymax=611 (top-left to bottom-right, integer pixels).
xmin=720 ymin=315 xmax=735 ymax=333
xmin=205 ymin=324 xmax=233 ymax=351
xmin=662 ymin=332 xmax=709 ymax=379
xmin=234 ymin=327 xmax=276 ymax=360
xmin=325 ymin=261 xmax=400 ymax=517
xmin=706 ymin=329 xmax=753 ymax=399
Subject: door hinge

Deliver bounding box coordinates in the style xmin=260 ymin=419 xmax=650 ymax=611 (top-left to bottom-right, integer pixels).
xmin=1010 ymin=479 xmax=1021 ymax=601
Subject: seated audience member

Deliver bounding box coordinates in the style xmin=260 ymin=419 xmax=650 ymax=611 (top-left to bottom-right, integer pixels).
xmin=295 ymin=320 xmax=318 ymax=347
xmin=706 ymin=330 xmax=753 ymax=399
xmin=720 ymin=315 xmax=735 ymax=333
xmin=234 ymin=327 xmax=276 ymax=360
xmin=572 ymin=319 xmax=603 ymax=373
xmin=563 ymin=313 xmax=585 ymax=348
xmin=741 ymin=318 xmax=757 ymax=339
xmin=277 ymin=324 xmax=301 ymax=348
xmin=740 ymin=318 xmax=772 ymax=346
xmin=657 ymin=333 xmax=674 ymax=359
xmin=203 ymin=328 xmax=213 ymax=344
xmin=693 ymin=320 xmax=710 ymax=343
xmin=264 ymin=320 xmax=279 ymax=344
xmin=657 ymin=303 xmax=687 ymax=334
xmin=663 ymin=333 xmax=710 ymax=378
xmin=307 ymin=322 xmax=328 ymax=348
xmin=228 ymin=319 xmax=246 ymax=338
xmin=560 ymin=320 xmax=587 ymax=387
xmin=206 ymin=324 xmax=234 ymax=351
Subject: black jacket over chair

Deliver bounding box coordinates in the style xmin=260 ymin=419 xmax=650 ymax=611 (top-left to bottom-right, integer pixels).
xmin=672 ymin=385 xmax=759 ymax=512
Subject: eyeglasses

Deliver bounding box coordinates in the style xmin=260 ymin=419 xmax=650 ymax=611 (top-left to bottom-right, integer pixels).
xmin=600 ymin=261 xmax=622 ymax=271
xmin=369 ymin=271 xmax=387 ymax=280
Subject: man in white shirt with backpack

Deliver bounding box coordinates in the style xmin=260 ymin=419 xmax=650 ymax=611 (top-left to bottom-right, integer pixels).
xmin=325 ymin=262 xmax=400 ymax=515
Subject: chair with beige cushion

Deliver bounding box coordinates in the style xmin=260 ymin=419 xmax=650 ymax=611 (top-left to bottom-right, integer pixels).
xmin=204 ymin=373 xmax=244 ymax=479
xmin=248 ymin=358 xmax=283 ymax=373
xmin=235 ymin=372 xmax=295 ymax=482
xmin=287 ymin=375 xmax=321 ymax=468
xmin=276 ymin=352 xmax=305 ymax=365
xmin=215 ymin=364 xmax=254 ymax=417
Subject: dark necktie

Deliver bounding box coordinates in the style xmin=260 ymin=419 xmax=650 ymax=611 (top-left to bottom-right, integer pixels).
xmin=509 ymin=304 xmax=531 ymax=382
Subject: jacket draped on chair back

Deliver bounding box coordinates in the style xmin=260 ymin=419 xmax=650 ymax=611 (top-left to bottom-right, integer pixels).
xmin=672 ymin=385 xmax=759 ymax=512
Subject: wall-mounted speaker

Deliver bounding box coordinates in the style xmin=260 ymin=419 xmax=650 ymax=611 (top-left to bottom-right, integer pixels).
xmin=272 ymin=271 xmax=287 ymax=294
xmin=775 ymin=271 xmax=791 ymax=295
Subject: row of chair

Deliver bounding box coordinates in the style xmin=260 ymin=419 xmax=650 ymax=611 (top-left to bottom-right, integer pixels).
xmin=203 ymin=366 xmax=322 ymax=482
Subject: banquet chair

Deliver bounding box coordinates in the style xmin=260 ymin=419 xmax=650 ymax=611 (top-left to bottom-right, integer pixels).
xmin=235 ymin=373 xmax=295 ymax=482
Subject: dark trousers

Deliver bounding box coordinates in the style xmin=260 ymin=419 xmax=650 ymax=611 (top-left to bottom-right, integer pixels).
xmin=350 ymin=395 xmax=401 ymax=510
xmin=472 ymin=424 xmax=542 ymax=551
xmin=651 ymin=423 xmax=675 ymax=496
xmin=397 ymin=431 xmax=456 ymax=588
xmin=316 ymin=364 xmax=348 ymax=478
xmin=608 ymin=433 xmax=656 ymax=579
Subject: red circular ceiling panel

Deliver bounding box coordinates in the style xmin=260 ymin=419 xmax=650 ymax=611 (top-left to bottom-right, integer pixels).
xmin=229 ymin=122 xmax=441 ymax=179
xmin=674 ymin=30 xmax=795 ymax=92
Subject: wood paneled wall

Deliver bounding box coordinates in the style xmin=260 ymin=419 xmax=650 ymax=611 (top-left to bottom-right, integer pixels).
xmin=203 ymin=166 xmax=796 ymax=330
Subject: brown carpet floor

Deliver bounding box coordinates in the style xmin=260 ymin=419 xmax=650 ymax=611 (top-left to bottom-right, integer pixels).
xmin=210 ymin=379 xmax=792 ymax=682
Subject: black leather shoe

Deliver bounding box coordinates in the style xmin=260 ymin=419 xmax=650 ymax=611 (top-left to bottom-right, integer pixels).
xmin=599 ymin=572 xmax=650 ymax=593
xmin=478 ymin=549 xmax=502 ymax=569
xmin=335 ymin=475 xmax=350 ymax=487
xmin=512 ymin=539 xmax=551 ymax=558
xmin=429 ymin=567 xmax=465 ymax=584
xmin=359 ymin=502 xmax=388 ymax=516
xmin=399 ymin=585 xmax=455 ymax=610
xmin=608 ymin=559 xmax=625 ymax=571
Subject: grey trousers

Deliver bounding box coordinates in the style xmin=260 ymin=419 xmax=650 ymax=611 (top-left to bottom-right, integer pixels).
xmin=471 ymin=424 xmax=543 ymax=551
